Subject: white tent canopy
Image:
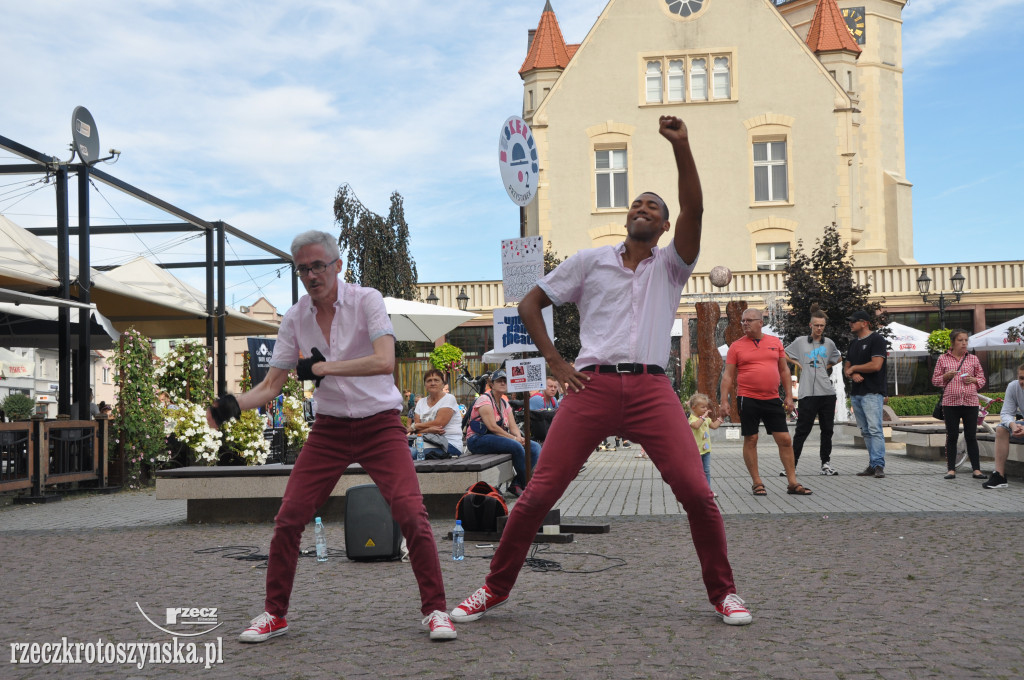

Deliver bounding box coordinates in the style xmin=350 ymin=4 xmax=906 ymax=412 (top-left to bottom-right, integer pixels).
xmin=383 ymin=296 xmax=477 ymax=343
xmin=0 ymin=302 xmax=120 ymax=349
xmin=103 ymin=257 xmax=279 ymax=338
xmin=969 ymin=313 xmax=1024 ymax=351
xmin=884 ymin=321 xmax=930 ymax=356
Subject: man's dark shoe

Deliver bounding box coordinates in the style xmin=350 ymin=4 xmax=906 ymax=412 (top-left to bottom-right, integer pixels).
xmin=855 ymin=466 xmax=875 ymax=477
xmin=874 ymin=466 xmax=885 ymax=478
xmin=982 ymin=471 xmax=1008 ymax=489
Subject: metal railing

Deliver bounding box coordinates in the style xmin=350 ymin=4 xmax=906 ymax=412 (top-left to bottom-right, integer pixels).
xmin=0 ymin=416 xmax=111 ymax=496
xmin=416 ymin=260 xmax=1024 ymax=314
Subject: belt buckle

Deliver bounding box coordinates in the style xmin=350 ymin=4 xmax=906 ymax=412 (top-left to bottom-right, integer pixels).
xmin=615 ymin=362 xmax=633 ymax=374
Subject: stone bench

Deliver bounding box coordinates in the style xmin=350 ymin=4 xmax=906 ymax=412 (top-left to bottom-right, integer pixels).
xmin=891 ymin=425 xmax=952 ymax=461
xmin=155 ymin=453 xmax=515 ymax=523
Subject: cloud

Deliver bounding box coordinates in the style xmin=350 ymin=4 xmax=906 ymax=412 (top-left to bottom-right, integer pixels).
xmin=902 ymin=0 xmax=1024 ymax=67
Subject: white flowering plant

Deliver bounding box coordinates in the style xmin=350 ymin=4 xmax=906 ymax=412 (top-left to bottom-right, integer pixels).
xmin=282 ymin=395 xmax=310 ymax=449
xmin=156 ymin=341 xmax=214 ymax=405
xmin=165 ymin=402 xmax=223 ymax=466
xmin=110 ymin=327 xmax=166 ymax=487
xmin=223 ymin=408 xmax=271 ymax=466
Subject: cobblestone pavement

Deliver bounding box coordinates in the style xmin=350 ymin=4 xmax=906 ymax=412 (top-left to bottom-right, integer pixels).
xmin=2 ymin=439 xmax=1023 ymax=679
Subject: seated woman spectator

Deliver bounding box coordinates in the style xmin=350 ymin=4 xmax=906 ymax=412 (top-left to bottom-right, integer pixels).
xmin=466 ymin=369 xmax=540 ymax=497
xmin=407 ymin=369 xmax=463 ymax=458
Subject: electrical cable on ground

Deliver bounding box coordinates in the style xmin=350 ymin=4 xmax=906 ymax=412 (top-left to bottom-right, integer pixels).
xmin=194 ymin=545 xmax=347 ymax=568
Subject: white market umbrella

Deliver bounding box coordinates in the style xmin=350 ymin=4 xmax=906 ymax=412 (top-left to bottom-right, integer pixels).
xmin=969 ymin=313 xmax=1024 ymax=351
xmin=383 ymin=297 xmax=477 ymax=343
xmin=884 ymin=321 xmax=930 ymax=356
xmin=882 ymin=321 xmax=930 ymax=396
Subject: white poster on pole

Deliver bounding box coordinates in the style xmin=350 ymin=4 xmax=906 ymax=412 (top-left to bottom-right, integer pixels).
xmin=501 ymin=236 xmax=544 ymax=304
xmin=506 ymin=358 xmax=546 ymax=394
xmin=492 ymin=306 xmax=554 ymax=354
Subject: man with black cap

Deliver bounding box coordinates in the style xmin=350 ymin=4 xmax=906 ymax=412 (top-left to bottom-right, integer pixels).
xmin=844 ymin=310 xmax=888 ymax=478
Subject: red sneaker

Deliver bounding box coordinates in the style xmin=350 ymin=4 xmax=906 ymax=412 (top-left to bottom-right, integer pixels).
xmin=422 ymin=610 xmax=457 ymax=641
xmin=450 ymin=585 xmax=509 ymax=622
xmin=238 ymin=611 xmax=288 ymax=642
xmin=715 ymin=594 xmax=753 ymax=626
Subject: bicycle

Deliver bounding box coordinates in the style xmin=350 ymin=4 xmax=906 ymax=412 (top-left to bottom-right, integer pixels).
xmin=954 ymin=394 xmax=1002 ymax=470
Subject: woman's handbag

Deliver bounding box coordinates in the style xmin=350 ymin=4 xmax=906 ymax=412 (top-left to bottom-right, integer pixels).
xmin=933 ymin=354 xmax=968 ymax=420
xmin=421 ymin=432 xmax=449 ymax=450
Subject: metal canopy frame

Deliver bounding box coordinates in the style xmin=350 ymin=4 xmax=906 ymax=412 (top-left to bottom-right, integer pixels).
xmin=0 ymin=132 xmax=302 ymax=411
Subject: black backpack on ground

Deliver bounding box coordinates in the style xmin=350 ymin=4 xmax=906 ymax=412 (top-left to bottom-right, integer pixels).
xmin=454 ymin=482 xmax=509 ymax=533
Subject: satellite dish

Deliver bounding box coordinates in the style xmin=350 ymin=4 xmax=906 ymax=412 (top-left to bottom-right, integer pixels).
xmin=71 ymin=106 xmax=100 ymax=163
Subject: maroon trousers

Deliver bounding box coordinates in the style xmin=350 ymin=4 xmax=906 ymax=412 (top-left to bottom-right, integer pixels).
xmin=264 ymin=411 xmax=446 ymax=617
xmin=485 ymin=372 xmax=737 ymax=605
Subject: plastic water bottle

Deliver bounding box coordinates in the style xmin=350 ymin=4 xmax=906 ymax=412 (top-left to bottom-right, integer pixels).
xmin=452 ymin=520 xmax=465 ymax=561
xmin=314 ymin=517 xmax=328 ymax=562
xmin=415 ymin=435 xmax=425 ymax=461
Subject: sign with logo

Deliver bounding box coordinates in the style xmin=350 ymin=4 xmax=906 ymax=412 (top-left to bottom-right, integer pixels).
xmin=492 ymin=307 xmax=553 ymax=354
xmin=498 ymin=116 xmax=538 ymax=207
xmin=247 ymin=338 xmax=276 ymax=386
xmin=501 ymin=236 xmax=544 ymax=304
xmin=506 ymin=358 xmax=545 ymax=394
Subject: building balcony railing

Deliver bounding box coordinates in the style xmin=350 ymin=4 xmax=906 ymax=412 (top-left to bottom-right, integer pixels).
xmin=417 ymin=260 xmax=1024 ymax=317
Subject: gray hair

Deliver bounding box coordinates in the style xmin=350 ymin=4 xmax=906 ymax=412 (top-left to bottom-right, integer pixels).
xmin=290 ymin=230 xmax=340 ymax=260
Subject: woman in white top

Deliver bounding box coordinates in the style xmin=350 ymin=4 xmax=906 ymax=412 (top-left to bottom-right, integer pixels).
xmin=408 ymin=368 xmax=463 ymax=458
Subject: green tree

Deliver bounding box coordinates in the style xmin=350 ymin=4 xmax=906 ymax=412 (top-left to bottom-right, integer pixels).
xmin=544 ymin=243 xmax=581 ymax=361
xmin=333 ymin=183 xmax=418 ymax=300
xmin=334 ymin=184 xmax=419 ymax=357
xmin=782 ymin=223 xmax=886 ymax=354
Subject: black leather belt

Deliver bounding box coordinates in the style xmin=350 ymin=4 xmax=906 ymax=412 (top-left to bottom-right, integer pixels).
xmin=579 ymin=363 xmax=665 ymax=375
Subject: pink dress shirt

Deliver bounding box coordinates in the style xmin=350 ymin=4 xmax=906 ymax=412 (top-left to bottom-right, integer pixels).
xmin=270 ymin=280 xmax=402 ymax=418
xmin=538 ymin=242 xmax=696 ymax=369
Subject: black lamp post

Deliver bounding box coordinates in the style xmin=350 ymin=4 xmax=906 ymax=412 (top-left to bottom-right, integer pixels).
xmin=917 ymin=267 xmax=966 ymax=329
xmin=456 ymin=286 xmax=469 ymax=311
xmin=425 ymin=287 xmax=438 ymax=305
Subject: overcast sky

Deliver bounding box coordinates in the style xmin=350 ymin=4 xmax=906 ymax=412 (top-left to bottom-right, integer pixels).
xmin=1 ymin=0 xmax=1020 ymax=313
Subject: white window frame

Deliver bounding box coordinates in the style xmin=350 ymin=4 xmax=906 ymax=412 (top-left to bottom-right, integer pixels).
xmin=595 ymin=147 xmax=628 ymax=210
xmin=668 ymin=59 xmax=685 ymax=102
xmin=756 ymin=243 xmax=790 ymax=271
xmin=645 ymin=61 xmax=663 ymax=103
xmin=640 ymin=52 xmax=734 ymax=106
xmin=753 ymin=140 xmax=788 ymax=202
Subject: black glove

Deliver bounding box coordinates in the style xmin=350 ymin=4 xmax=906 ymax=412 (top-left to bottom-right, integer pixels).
xmin=209 ymin=393 xmax=241 ymax=427
xmin=296 ymin=347 xmax=326 ymax=386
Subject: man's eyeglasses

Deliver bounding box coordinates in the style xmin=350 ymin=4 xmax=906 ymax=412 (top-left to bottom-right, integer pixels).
xmin=295 ymin=259 xmax=338 ymax=277
xmin=740 ymin=318 xmax=761 ymax=325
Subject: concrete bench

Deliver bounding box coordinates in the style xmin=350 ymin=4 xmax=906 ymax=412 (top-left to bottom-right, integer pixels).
xmin=155 ymin=453 xmax=514 ymax=523
xmin=891 ymin=425 xmax=952 ymax=461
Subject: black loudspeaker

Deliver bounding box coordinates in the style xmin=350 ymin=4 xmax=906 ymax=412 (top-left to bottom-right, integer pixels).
xmin=344 ymin=483 xmax=403 ymax=561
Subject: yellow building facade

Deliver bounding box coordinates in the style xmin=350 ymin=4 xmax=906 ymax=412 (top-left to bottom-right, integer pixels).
xmin=521 ymin=0 xmax=914 ymax=271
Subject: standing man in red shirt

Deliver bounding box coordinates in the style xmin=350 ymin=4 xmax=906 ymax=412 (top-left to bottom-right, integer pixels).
xmin=719 ymin=309 xmax=812 ymax=496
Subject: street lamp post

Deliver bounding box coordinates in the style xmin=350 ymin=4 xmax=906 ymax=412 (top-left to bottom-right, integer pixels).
xmin=456 ymin=286 xmax=469 ymax=311
xmin=425 ymin=287 xmax=438 ymax=305
xmin=917 ymin=267 xmax=966 ymax=330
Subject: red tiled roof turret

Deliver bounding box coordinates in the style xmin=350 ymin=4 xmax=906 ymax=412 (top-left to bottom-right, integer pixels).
xmin=520 ymin=1 xmax=573 ymax=75
xmin=806 ymin=0 xmax=862 ymax=55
